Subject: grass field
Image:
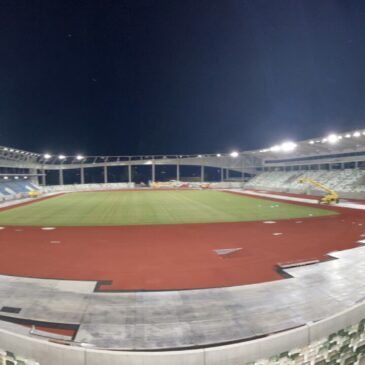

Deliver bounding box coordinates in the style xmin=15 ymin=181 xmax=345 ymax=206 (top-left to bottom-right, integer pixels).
xmin=0 ymin=190 xmax=337 ymax=226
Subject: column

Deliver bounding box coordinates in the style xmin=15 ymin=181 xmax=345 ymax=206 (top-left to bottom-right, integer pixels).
xmin=104 ymin=165 xmax=108 ymax=183
xmin=41 ymin=168 xmax=46 ymax=186
xmin=221 ymin=167 xmax=224 ymax=182
xmin=201 ymin=165 xmax=205 ymax=182
xmin=152 ymin=161 xmax=156 ymax=182
xmin=226 ymin=168 xmax=229 ymax=180
xmin=80 ymin=167 xmax=85 ymax=184
xmin=176 ymin=159 xmax=180 ymax=181
xmin=59 ymin=168 xmax=64 ymax=185
xmin=128 ymin=163 xmax=132 ymax=184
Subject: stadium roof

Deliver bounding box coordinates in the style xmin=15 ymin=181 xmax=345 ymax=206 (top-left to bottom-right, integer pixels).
xmin=248 ymin=128 xmax=365 ymax=161
xmin=1 ymin=128 xmax=365 ymax=169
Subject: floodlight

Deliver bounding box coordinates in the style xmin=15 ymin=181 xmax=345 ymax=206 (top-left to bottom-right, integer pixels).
xmin=281 ymin=141 xmax=297 ymax=152
xmin=76 ymin=155 xmax=84 ymax=160
xmin=24 ymin=176 xmax=28 ymax=179
xmin=58 ymin=154 xmax=66 ymax=160
xmin=197 ymin=154 xmax=202 ymax=158
xmin=216 ymin=153 xmax=221 ymax=157
xmin=3 ymin=148 xmax=8 ymax=151
xmin=14 ymin=176 xmax=19 ymax=180
xmin=353 ymin=131 xmax=361 ymax=137
xmin=309 ymin=140 xmax=315 ymax=144
xmin=345 ymin=134 xmax=351 ymax=138
xmin=230 ymin=151 xmax=239 ymax=157
xmin=327 ymin=134 xmax=339 ymax=144
xmin=3 ymin=176 xmax=8 ymax=180
xmin=270 ymin=145 xmax=281 ymax=152
xmin=44 ymin=153 xmax=51 ymax=159
xmin=144 ymin=160 xmax=152 ymax=165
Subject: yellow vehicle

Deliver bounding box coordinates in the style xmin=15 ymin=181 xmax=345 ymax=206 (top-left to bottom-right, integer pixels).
xmin=297 ymin=177 xmax=339 ymax=204
xmin=27 ymin=191 xmax=41 ymax=198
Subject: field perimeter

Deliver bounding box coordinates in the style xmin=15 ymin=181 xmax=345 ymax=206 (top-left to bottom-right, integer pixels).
xmin=0 ymin=190 xmax=336 ymax=226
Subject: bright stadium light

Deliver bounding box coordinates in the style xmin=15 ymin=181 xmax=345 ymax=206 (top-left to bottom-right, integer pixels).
xmin=216 ymin=153 xmax=221 ymax=157
xmin=3 ymin=176 xmax=8 ymax=180
xmin=14 ymin=176 xmax=19 ymax=180
xmin=24 ymin=176 xmax=28 ymax=179
xmin=58 ymin=154 xmax=66 ymax=160
xmin=281 ymin=141 xmax=297 ymax=152
xmin=309 ymin=140 xmax=315 ymax=144
xmin=230 ymin=151 xmax=239 ymax=157
xmin=345 ymin=134 xmax=351 ymax=138
xmin=44 ymin=153 xmax=51 ymax=159
xmin=327 ymin=134 xmax=339 ymax=144
xmin=197 ymin=154 xmax=202 ymax=158
xmin=76 ymin=155 xmax=84 ymax=160
xmin=353 ymin=131 xmax=361 ymax=137
xmin=270 ymin=145 xmax=281 ymax=152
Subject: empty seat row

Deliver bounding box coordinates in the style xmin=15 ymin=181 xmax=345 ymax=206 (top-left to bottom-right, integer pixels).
xmin=245 ymin=169 xmax=365 ymax=194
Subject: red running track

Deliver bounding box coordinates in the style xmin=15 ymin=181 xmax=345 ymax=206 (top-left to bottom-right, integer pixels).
xmin=0 ymin=192 xmax=365 ymax=291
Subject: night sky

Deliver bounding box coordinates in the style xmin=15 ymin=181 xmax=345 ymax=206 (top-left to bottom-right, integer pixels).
xmin=1 ymin=0 xmax=365 ymax=157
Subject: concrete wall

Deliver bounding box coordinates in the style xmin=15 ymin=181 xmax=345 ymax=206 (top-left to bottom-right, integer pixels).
xmin=45 ymin=182 xmax=135 ymax=192
xmin=44 ymin=181 xmax=245 ymax=192
xmin=245 ymin=184 xmax=365 ymax=200
xmin=1 ymin=300 xmax=365 ymax=365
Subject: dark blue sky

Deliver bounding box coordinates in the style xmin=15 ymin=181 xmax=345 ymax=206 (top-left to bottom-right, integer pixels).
xmin=1 ymin=0 xmax=365 ymax=156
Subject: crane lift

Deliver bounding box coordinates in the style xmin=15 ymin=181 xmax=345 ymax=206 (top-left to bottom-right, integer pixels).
xmin=297 ymin=177 xmax=339 ymax=204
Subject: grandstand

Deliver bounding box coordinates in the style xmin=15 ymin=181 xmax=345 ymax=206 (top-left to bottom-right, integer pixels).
xmin=245 ymin=169 xmax=365 ymax=195
xmin=1 ymin=129 xmax=365 ymax=364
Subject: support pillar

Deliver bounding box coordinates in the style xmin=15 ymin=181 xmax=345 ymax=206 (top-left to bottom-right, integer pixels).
xmin=226 ymin=168 xmax=229 ymax=180
xmin=201 ymin=165 xmax=205 ymax=182
xmin=128 ymin=162 xmax=132 ymax=184
xmin=176 ymin=160 xmax=180 ymax=181
xmin=152 ymin=161 xmax=156 ymax=182
xmin=80 ymin=167 xmax=85 ymax=184
xmin=41 ymin=168 xmax=46 ymax=186
xmin=104 ymin=165 xmax=108 ymax=183
xmin=221 ymin=167 xmax=224 ymax=182
xmin=59 ymin=169 xmax=64 ymax=185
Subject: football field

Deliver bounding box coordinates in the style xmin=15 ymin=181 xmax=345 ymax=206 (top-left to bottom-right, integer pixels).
xmin=0 ymin=190 xmax=336 ymax=226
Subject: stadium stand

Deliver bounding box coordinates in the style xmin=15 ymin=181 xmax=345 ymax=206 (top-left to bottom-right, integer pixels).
xmin=0 ymin=349 xmax=39 ymax=365
xmin=245 ymin=169 xmax=365 ymax=194
xmin=248 ymin=319 xmax=365 ymax=365
xmin=0 ymin=179 xmax=40 ymax=201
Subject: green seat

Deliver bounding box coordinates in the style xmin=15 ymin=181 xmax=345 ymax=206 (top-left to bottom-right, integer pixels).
xmin=314 ymin=360 xmax=326 ymax=365
xmin=344 ymin=354 xmax=357 ymax=365
xmin=279 ymin=351 xmax=289 ymax=358
xmin=6 ymin=352 xmax=15 ymax=359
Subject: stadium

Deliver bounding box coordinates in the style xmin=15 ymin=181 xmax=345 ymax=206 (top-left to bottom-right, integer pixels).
xmin=0 ymin=130 xmax=365 ymax=364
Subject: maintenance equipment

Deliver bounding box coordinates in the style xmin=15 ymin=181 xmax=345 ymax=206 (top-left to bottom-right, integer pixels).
xmin=297 ymin=177 xmax=339 ymax=204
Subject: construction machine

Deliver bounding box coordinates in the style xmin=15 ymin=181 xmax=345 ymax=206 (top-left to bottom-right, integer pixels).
xmin=297 ymin=177 xmax=339 ymax=204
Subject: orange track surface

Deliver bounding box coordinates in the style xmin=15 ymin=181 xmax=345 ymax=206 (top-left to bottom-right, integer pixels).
xmin=0 ymin=192 xmax=364 ymax=291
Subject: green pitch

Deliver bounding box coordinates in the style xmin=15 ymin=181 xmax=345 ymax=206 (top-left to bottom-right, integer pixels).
xmin=0 ymin=190 xmax=336 ymax=226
